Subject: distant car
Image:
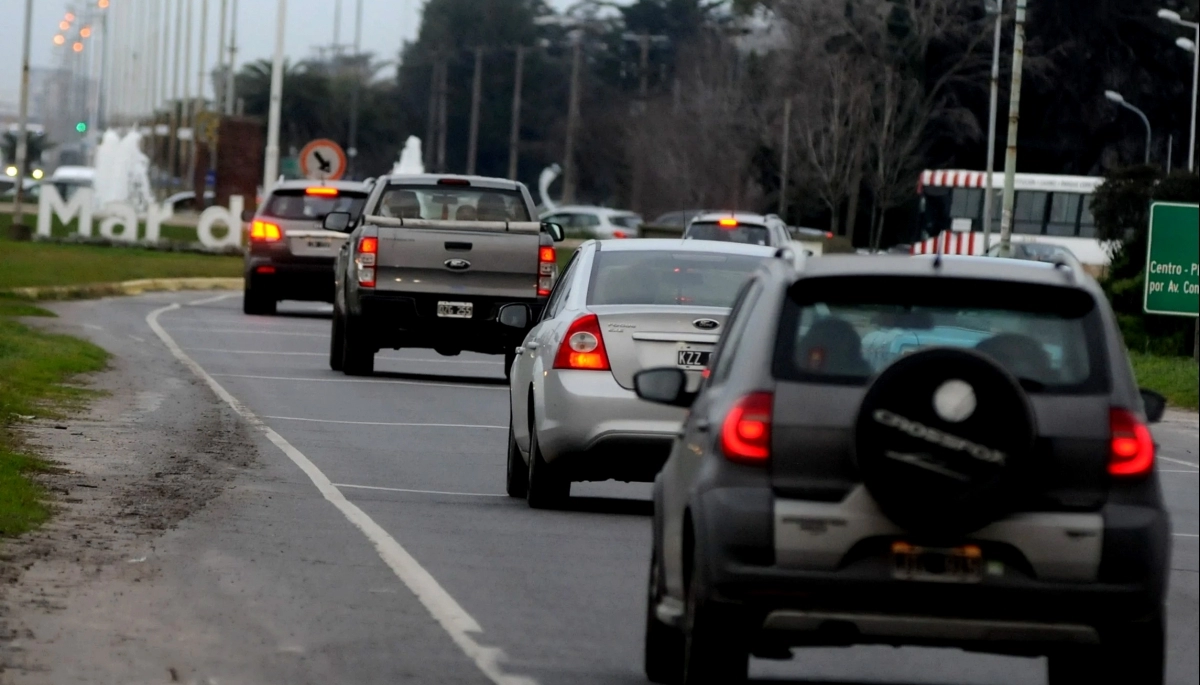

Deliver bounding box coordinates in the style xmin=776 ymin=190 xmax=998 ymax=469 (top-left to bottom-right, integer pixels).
xmin=0 ymin=178 xmax=39 ymax=201
xmin=651 ymin=209 xmax=711 ymax=229
xmin=242 ymin=180 xmax=372 ymax=315
xmin=47 ymin=166 xmax=94 ymax=201
xmin=541 ymin=205 xmax=643 ymax=239
xmin=499 ymin=239 xmax=776 ymax=508
xmin=987 ymin=241 xmax=1079 ymax=264
xmin=683 ymin=211 xmax=791 ymax=248
xmin=164 ymin=190 xmax=216 ymax=214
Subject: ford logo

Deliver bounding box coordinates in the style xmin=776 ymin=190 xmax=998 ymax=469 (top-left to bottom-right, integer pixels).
xmin=444 ymin=259 xmax=472 ymax=271
xmin=693 ymin=319 xmax=720 ymax=331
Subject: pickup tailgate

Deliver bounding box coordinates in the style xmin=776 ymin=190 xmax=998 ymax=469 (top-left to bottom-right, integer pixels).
xmin=374 ymin=220 xmax=541 ymax=300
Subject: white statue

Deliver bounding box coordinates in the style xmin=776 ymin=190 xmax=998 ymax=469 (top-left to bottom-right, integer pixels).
xmin=392 ymin=136 xmax=425 ymax=175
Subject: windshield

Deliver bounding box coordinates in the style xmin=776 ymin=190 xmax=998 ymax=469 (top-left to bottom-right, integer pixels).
xmin=588 ymin=251 xmax=766 ymax=307
xmin=263 ymin=189 xmax=368 ymax=221
xmin=686 ymin=222 xmax=770 ymax=246
xmin=774 ymin=276 xmax=1105 ymax=392
xmin=610 ymin=214 xmax=643 ymax=229
xmin=376 ymin=185 xmax=531 ymax=221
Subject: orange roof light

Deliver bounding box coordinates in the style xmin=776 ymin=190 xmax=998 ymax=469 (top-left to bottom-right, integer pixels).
xmin=72 ymin=42 xmax=84 ymax=52
xmin=306 ymin=186 xmax=339 ymax=197
xmin=718 ymin=218 xmax=739 ymax=227
xmin=80 ymin=27 xmax=92 ymax=38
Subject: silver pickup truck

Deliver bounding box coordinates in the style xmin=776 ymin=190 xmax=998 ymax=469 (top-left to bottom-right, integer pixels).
xmin=324 ymin=174 xmax=565 ymax=377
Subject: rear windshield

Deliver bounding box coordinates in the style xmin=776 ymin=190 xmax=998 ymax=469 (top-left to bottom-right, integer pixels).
xmin=774 ymin=277 xmax=1106 ymax=393
xmin=686 ymin=222 xmax=770 ymax=246
xmin=611 ymin=214 xmax=643 ymax=229
xmin=263 ymin=189 xmax=368 ymax=221
xmin=588 ymin=250 xmax=766 ymax=307
xmin=375 ymin=185 xmax=531 ymax=221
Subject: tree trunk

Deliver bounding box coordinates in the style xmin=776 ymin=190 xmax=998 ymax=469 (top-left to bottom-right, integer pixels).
xmin=873 ymin=208 xmax=887 ymax=252
xmin=845 ymin=170 xmax=861 ymax=242
xmin=828 ymin=201 xmax=840 ymax=237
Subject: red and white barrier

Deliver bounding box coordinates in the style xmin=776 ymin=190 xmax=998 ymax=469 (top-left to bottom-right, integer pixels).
xmin=911 ymin=231 xmax=985 ymax=256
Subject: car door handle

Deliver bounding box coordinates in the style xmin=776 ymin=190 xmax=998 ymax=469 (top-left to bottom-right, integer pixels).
xmin=526 ymin=342 xmax=540 ymax=350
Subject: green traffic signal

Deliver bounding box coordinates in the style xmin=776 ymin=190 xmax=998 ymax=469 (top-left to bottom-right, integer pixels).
xmin=75 ymin=122 xmax=87 ymax=133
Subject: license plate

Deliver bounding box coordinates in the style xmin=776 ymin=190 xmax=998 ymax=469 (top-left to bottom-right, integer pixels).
xmin=307 ymin=239 xmax=331 ymax=248
xmin=437 ymin=301 xmax=473 ymax=319
xmin=892 ymin=542 xmax=983 ymax=584
xmin=677 ymin=349 xmax=711 ymax=369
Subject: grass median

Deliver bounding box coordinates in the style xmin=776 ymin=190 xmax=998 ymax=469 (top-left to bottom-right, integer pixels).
xmin=1130 ymin=352 xmax=1199 ymax=411
xmin=0 ymin=298 xmax=108 ymax=536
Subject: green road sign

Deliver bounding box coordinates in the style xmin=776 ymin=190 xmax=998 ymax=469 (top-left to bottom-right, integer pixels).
xmin=1144 ymin=202 xmax=1199 ymax=317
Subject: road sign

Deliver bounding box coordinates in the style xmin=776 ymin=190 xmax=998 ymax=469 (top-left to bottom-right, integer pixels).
xmin=299 ymin=139 xmax=347 ymax=181
xmin=1144 ymin=202 xmax=1199 ymax=317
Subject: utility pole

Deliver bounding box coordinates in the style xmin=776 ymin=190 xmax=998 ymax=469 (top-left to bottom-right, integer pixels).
xmin=263 ymin=0 xmax=287 ymax=191
xmin=638 ymin=34 xmax=651 ymax=100
xmin=562 ymin=37 xmax=583 ymax=204
xmin=11 ymin=0 xmax=34 ymax=234
xmin=436 ymin=57 xmax=448 ymax=173
xmin=168 ymin=0 xmax=184 ymax=188
xmin=346 ymin=0 xmax=363 ymax=177
xmin=224 ymin=0 xmax=239 ymax=115
xmin=779 ymin=96 xmax=792 ymax=218
xmin=982 ymin=0 xmax=1003 ymax=253
xmin=997 ymin=0 xmax=1028 ymax=257
xmin=466 ymin=47 xmax=484 ymax=175
xmin=217 ymin=0 xmax=228 ymax=113
xmin=190 ymin=0 xmax=209 ymax=188
xmin=629 ymin=34 xmax=652 ymax=213
xmin=181 ymin=0 xmax=194 ymax=183
xmin=507 ymin=46 xmax=525 ymax=180
xmin=425 ymin=55 xmax=440 ymax=165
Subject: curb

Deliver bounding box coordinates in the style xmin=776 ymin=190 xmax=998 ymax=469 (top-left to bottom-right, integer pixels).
xmin=5 ymin=278 xmax=245 ymax=301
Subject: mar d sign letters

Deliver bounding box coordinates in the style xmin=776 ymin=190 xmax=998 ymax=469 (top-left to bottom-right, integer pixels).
xmin=1144 ymin=202 xmax=1199 ymax=318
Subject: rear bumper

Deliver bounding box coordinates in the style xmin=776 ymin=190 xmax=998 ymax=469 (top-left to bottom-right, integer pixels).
xmin=355 ymin=291 xmax=544 ymax=355
xmin=539 ymin=370 xmax=684 ymax=481
xmin=245 ymin=256 xmax=335 ymax=302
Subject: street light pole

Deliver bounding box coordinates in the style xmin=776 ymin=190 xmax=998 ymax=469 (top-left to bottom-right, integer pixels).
xmin=1105 ymin=90 xmax=1153 ymax=165
xmin=997 ymin=0 xmax=1029 ymax=257
xmin=263 ymin=0 xmax=287 ymax=191
xmin=562 ymin=36 xmax=583 ymax=204
xmin=1158 ymin=9 xmax=1199 ymax=172
xmin=982 ymin=0 xmax=1003 ymax=253
xmin=225 ymin=0 xmax=239 ymax=115
xmin=346 ymin=0 xmax=363 ymax=177
xmin=11 ymin=0 xmax=35 ymax=233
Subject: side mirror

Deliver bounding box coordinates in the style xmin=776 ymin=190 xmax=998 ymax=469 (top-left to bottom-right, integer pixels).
xmin=542 ymin=221 xmax=565 ymax=242
xmin=1140 ymin=389 xmax=1166 ymax=424
xmin=323 ymin=211 xmax=352 ymax=232
xmin=634 ymin=368 xmax=697 ymax=408
xmin=241 ymin=209 xmax=256 ymax=222
xmin=497 ymin=303 xmax=531 ymax=329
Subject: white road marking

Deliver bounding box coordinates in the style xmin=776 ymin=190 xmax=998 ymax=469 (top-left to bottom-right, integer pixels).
xmin=162 ymin=327 xmax=327 ymax=337
xmin=266 ymin=416 xmax=504 ymax=429
xmin=335 ymin=483 xmax=509 ymax=498
xmin=147 ymin=303 xmax=535 ymax=685
xmin=82 ymin=324 xmax=104 ymax=331
xmin=1175 ymin=533 xmax=1199 ymax=538
xmin=1160 ymin=469 xmax=1199 ymax=474
xmin=185 ymin=348 xmax=498 ymax=365
xmin=211 ymin=373 xmax=506 ymax=391
xmin=1161 ymin=456 xmax=1199 ymax=469
xmin=188 ymin=293 xmax=240 ymax=307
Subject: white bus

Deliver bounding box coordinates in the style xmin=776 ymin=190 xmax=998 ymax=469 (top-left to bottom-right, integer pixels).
xmin=911 ymin=169 xmax=1113 ymax=267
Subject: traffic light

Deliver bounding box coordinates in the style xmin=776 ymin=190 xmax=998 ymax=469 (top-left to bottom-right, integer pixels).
xmin=75 ymin=122 xmax=87 ymax=134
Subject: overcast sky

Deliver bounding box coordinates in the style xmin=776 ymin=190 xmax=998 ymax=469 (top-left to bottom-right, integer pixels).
xmin=0 ymin=0 xmax=576 ymax=108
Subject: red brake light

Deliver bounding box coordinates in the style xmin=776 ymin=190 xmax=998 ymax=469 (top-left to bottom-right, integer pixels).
xmin=1109 ymin=408 xmax=1154 ymax=477
xmin=718 ymin=218 xmax=739 ymax=228
xmin=356 ymin=236 xmax=378 ymax=288
xmin=825 ymin=231 xmax=834 ymax=239
xmin=437 ymin=178 xmax=471 ymax=186
xmin=721 ymin=392 xmax=773 ymax=464
xmin=250 ymin=220 xmax=282 ymax=242
xmin=553 ymin=314 xmax=610 ymax=371
xmin=612 ymin=229 xmax=628 ymax=239
xmin=538 ymin=246 xmax=557 ymax=296
xmin=306 ymin=186 xmax=339 ymax=197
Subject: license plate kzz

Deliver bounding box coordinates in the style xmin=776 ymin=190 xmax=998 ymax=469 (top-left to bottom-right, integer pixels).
xmin=677 ymin=350 xmax=710 ymax=368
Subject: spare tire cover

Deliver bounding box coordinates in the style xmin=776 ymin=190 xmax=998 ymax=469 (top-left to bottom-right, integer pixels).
xmin=854 ymin=348 xmax=1036 ymax=537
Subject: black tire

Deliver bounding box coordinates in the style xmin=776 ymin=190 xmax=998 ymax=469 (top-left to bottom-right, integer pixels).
xmin=854 ymin=348 xmax=1036 ymax=536
xmin=341 ymin=313 xmax=375 ymax=376
xmin=526 ymin=426 xmax=569 ymax=509
xmin=242 ymin=286 xmax=276 ymax=316
xmin=505 ymin=418 xmax=529 ymax=498
xmin=682 ymin=544 xmax=748 ymax=684
xmin=645 ymin=545 xmax=685 ymax=684
xmin=329 ymin=311 xmax=346 ymax=371
xmin=1047 ymin=613 xmax=1164 ymax=685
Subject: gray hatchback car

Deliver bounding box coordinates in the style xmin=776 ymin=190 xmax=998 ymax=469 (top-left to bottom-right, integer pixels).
xmin=634 ymin=253 xmax=1169 ymax=685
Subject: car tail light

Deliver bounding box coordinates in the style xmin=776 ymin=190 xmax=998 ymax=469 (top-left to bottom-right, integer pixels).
xmin=306 ymin=186 xmax=338 ymax=197
xmin=255 ymin=265 xmax=276 ymax=275
xmin=553 ymin=314 xmax=610 ymax=371
xmin=612 ymin=229 xmax=628 ymax=239
xmin=1109 ymin=408 xmax=1154 ymax=477
xmin=538 ymin=246 xmax=557 ymax=297
xmin=249 ymin=220 xmax=282 ymax=242
xmin=721 ymin=392 xmax=773 ymax=464
xmin=356 ymin=236 xmax=378 ymax=288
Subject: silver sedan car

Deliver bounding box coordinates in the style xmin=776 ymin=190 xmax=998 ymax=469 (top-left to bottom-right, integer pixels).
xmin=498 ymin=239 xmax=777 ymax=508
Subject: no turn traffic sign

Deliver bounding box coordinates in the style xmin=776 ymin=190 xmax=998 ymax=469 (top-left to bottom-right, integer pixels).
xmin=299 ymin=139 xmax=348 ymax=181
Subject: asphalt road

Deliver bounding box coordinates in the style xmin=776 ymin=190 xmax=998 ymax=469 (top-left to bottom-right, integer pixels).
xmin=37 ymin=293 xmax=1200 ymax=685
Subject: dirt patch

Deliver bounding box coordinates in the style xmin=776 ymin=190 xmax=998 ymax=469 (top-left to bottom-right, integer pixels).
xmin=0 ymin=338 xmax=257 ymax=677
